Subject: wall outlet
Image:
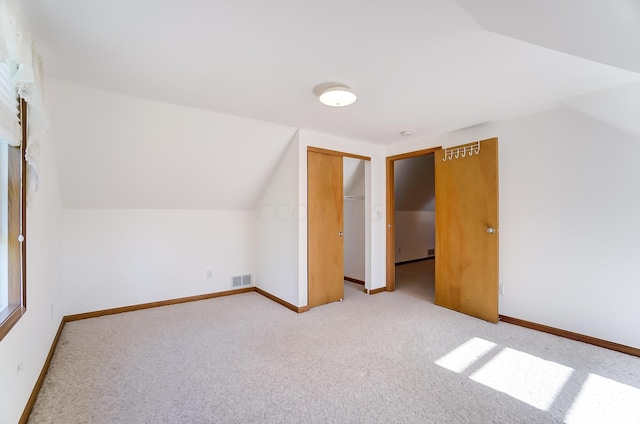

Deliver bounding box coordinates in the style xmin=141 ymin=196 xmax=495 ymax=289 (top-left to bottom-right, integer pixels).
xmin=499 ymin=284 xmax=505 ymax=295
xmin=206 ymin=270 xmax=213 ymax=279
xmin=398 ymin=247 xmax=401 ymax=253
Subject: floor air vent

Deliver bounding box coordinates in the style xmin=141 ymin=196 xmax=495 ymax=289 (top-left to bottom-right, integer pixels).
xmin=231 ymin=274 xmax=253 ymax=288
xmin=231 ymin=276 xmax=243 ymax=288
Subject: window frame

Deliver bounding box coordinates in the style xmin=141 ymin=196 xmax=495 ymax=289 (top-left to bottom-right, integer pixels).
xmin=0 ymin=99 xmax=27 ymax=341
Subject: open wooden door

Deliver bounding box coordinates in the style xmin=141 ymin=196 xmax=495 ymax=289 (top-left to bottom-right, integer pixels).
xmin=435 ymin=138 xmax=499 ymax=323
xmin=308 ymin=151 xmax=344 ymax=308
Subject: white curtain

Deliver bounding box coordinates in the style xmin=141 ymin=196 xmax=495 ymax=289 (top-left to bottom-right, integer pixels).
xmin=0 ymin=59 xmax=20 ymax=147
xmin=0 ymin=0 xmax=47 ymax=191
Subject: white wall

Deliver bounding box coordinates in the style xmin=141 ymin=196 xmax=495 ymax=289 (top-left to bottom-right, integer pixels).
xmin=0 ymin=131 xmax=64 ymax=423
xmin=393 ymin=154 xmax=436 ymax=263
xmin=344 ymin=199 xmax=366 ymax=281
xmin=387 ymin=107 xmax=640 ymax=349
xmin=256 ymin=134 xmax=300 ymax=306
xmin=63 ymin=209 xmax=256 ymax=315
xmin=394 ymin=211 xmax=435 ymax=263
xmin=44 ymin=79 xmax=272 ymax=315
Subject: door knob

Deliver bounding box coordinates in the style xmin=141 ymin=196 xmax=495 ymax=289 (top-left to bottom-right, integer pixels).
xmin=486 ymin=227 xmax=496 ymax=234
xmin=339 ymin=232 xmax=343 ymax=237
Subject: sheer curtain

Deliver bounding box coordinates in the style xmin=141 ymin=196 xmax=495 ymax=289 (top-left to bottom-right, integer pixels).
xmin=0 ymin=0 xmax=47 ymax=191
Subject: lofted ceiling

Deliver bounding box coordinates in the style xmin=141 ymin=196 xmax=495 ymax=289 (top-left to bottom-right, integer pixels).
xmin=16 ymin=0 xmax=640 ymax=210
xmin=21 ymin=0 xmax=640 ymax=146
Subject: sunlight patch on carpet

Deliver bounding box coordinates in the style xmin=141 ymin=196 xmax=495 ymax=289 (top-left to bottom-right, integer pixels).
xmin=470 ymin=347 xmax=573 ymax=411
xmin=564 ymin=373 xmax=640 ymax=423
xmin=435 ymin=337 xmax=497 ymax=373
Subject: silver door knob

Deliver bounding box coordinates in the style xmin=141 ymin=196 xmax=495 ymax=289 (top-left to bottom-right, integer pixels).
xmin=486 ymin=227 xmax=496 ymax=234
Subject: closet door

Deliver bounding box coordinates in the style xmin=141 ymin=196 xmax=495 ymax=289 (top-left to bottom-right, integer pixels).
xmin=435 ymin=138 xmax=499 ymax=323
xmin=307 ymin=151 xmax=344 ymax=308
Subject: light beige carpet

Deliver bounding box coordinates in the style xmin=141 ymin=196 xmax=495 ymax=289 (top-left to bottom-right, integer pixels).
xmin=28 ymin=261 xmax=640 ymax=423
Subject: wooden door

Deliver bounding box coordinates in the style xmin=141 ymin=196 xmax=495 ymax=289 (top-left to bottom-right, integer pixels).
xmin=308 ymin=151 xmax=344 ymax=308
xmin=435 ymin=138 xmax=499 ymax=323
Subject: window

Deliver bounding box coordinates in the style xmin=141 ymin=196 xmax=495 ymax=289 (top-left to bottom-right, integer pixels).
xmin=0 ymin=76 xmax=27 ymax=342
xmin=0 ymin=0 xmax=44 ymax=341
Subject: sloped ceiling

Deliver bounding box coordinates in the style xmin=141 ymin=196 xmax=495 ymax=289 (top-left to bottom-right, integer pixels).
xmin=343 ymin=158 xmax=366 ymax=198
xmin=457 ymin=0 xmax=640 ymax=74
xmin=46 ymin=80 xmax=298 ymax=209
xmin=458 ymin=0 xmax=640 ymax=138
xmin=21 ymin=0 xmax=640 ymax=144
xmin=394 ymin=155 xmax=435 ymax=212
xmin=18 ymin=0 xmax=640 ymax=209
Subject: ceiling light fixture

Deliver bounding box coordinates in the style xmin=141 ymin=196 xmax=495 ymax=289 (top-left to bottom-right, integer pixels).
xmin=319 ymin=86 xmax=357 ymax=107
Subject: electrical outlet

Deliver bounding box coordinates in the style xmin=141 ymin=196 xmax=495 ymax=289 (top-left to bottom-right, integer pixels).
xmin=499 ymin=284 xmax=505 ymax=295
xmin=17 ymin=363 xmax=24 ymax=372
xmin=398 ymin=247 xmax=401 ymax=253
xmin=206 ymin=270 xmax=213 ymax=279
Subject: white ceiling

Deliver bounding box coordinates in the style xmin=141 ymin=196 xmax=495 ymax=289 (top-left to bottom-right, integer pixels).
xmin=45 ymin=80 xmax=299 ymax=209
xmin=21 ymin=0 xmax=640 ymax=146
xmin=17 ymin=0 xmax=640 ymax=210
xmin=457 ymin=0 xmax=640 ymax=74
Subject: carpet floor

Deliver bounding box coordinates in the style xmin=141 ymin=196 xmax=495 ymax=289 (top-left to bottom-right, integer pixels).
xmin=28 ymin=261 xmax=640 ymax=423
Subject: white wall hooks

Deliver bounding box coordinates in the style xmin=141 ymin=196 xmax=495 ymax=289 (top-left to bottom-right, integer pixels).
xmin=442 ymin=141 xmax=481 ymax=162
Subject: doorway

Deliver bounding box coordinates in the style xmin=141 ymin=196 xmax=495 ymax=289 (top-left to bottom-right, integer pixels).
xmin=386 ymin=147 xmax=440 ymax=292
xmin=392 ymin=153 xmax=436 ymax=301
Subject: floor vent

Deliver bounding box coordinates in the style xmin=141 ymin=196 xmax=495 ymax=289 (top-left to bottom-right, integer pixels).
xmin=231 ymin=274 xmax=253 ymax=288
xmin=231 ymin=276 xmax=243 ymax=288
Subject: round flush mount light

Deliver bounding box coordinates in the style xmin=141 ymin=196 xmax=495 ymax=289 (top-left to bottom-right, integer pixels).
xmin=319 ymin=86 xmax=357 ymax=107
